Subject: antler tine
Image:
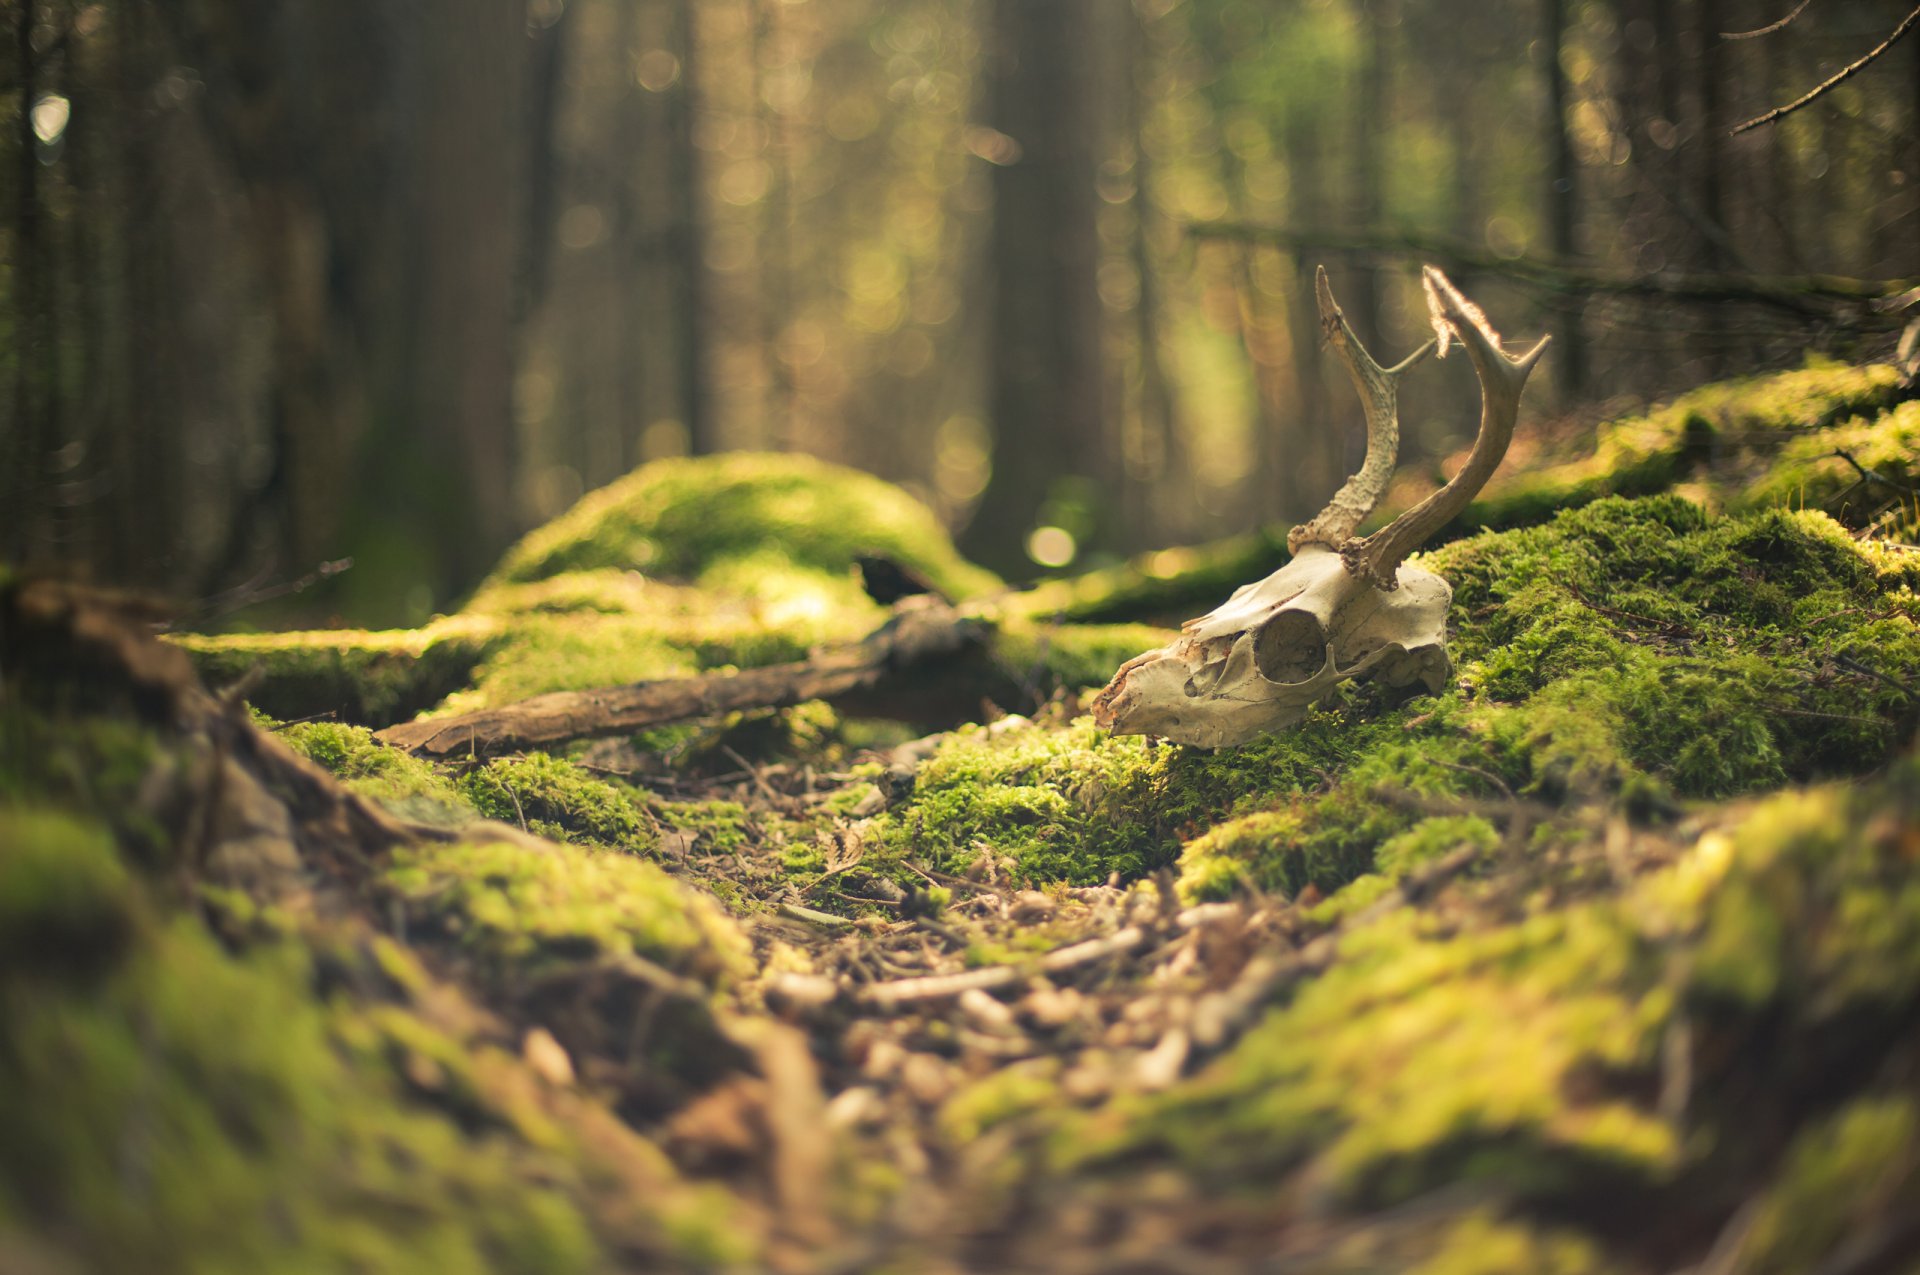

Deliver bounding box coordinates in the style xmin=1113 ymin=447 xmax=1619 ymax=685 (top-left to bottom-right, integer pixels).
xmin=1341 ymin=266 xmax=1548 ymax=589
xmin=1289 ymin=266 xmax=1436 ymax=554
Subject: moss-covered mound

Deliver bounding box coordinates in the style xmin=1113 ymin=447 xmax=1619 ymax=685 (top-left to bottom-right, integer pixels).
xmin=485 ymin=451 xmax=1002 ymax=604
xmin=1454 ymin=356 xmax=1909 ymax=533
xmin=0 ymin=584 xmax=768 ymax=1273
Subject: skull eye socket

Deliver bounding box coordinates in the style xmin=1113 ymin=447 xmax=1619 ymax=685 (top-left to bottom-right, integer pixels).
xmin=1253 ymin=609 xmax=1330 ymax=685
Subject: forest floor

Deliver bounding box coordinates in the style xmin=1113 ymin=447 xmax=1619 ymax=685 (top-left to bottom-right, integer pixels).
xmin=8 ymin=353 xmax=1920 ymax=1274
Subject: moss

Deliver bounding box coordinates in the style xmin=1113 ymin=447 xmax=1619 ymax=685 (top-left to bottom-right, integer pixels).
xmin=1455 ymin=358 xmax=1909 ymax=534
xmin=1376 ymin=815 xmax=1501 ymax=879
xmin=486 ymin=451 xmax=1002 ymax=603
xmin=0 ymin=908 xmax=610 ymax=1275
xmin=458 ymin=753 xmax=657 ymax=853
xmin=1040 ymin=751 xmax=1920 ymax=1270
xmin=992 ymin=620 xmax=1179 ymax=692
xmin=940 ymin=1059 xmax=1065 ymax=1145
xmin=1737 ymin=397 xmax=1920 ymax=526
xmin=1742 ymin=1097 xmax=1917 ymax=1275
xmin=172 ymin=615 xmax=501 ymax=726
xmin=0 ymin=808 xmax=139 ymax=980
xmin=872 ymin=719 xmax=1170 ymax=886
xmin=384 ymin=837 xmax=748 ymax=984
xmin=276 ymin=720 xmax=471 ymax=819
xmin=1096 ymin=902 xmax=1674 ymax=1204
xmin=1406 ymin=1211 xmax=1610 ymax=1275
xmin=0 ymin=704 xmax=183 ymax=862
xmin=657 ymin=799 xmax=755 ymax=856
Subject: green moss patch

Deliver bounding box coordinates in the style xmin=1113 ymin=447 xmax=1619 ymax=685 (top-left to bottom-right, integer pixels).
xmin=383 ymin=837 xmax=748 ymax=984
xmin=277 ymin=720 xmax=471 ymax=818
xmin=1068 ymin=754 xmax=1920 ymax=1261
xmin=457 ymin=753 xmax=657 ymax=853
xmin=1457 ymin=358 xmax=1908 ymax=534
xmin=486 ymin=451 xmax=1001 ymax=603
xmin=172 ymin=615 xmax=501 ymax=726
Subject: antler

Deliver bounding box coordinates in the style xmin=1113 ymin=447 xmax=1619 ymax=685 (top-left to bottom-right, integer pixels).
xmin=1339 ymin=266 xmax=1548 ymax=589
xmin=1288 ymin=267 xmax=1436 ymax=554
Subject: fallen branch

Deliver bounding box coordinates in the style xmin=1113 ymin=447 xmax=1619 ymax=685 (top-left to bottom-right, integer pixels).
xmin=1187 ymin=223 xmax=1918 ymax=320
xmin=857 ymin=926 xmax=1149 ymax=1009
xmin=377 ymin=598 xmax=988 ymax=759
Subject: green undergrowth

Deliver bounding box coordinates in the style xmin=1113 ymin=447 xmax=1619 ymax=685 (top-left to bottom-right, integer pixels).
xmin=173 ymin=614 xmax=502 ymax=725
xmin=0 ymin=804 xmax=757 ymax=1274
xmin=1030 ymin=753 xmax=1920 ymax=1271
xmin=867 ymin=495 xmax=1920 ymax=900
xmin=276 ymin=719 xmax=472 ymax=821
xmin=384 ymin=837 xmax=748 ymax=985
xmin=1455 ymin=357 xmax=1908 ymax=534
xmin=457 ymin=753 xmax=658 ymax=852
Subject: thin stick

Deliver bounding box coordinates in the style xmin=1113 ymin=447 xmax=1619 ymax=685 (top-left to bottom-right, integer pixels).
xmin=1731 ymin=4 xmax=1920 ymax=135
xmin=1722 ymin=0 xmax=1812 ymax=40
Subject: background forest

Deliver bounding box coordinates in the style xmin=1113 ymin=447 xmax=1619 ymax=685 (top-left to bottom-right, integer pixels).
xmin=2 ymin=0 xmax=1918 ymax=623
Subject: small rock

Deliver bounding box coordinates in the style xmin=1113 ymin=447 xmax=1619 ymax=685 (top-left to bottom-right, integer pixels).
xmin=522 ymin=1027 xmax=576 ymax=1087
xmin=899 ymin=1053 xmax=953 ymax=1106
xmin=1010 ymin=890 xmax=1056 ymax=923
xmin=766 ymin=972 xmax=841 ymax=1018
xmin=824 ymin=1085 xmax=889 ymax=1132
xmin=1019 ymin=984 xmax=1083 ymax=1030
xmin=958 ymin=987 xmax=1017 ymax=1033
xmin=1132 ymin=1029 xmax=1190 ymax=1092
xmin=861 ymin=1036 xmax=907 ymax=1082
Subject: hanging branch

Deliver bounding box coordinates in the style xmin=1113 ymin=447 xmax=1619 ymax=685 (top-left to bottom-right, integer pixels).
xmin=1185 ymin=222 xmax=1920 ymax=320
xmin=1721 ymin=0 xmax=1813 ymax=41
xmin=1731 ymin=4 xmax=1920 ymax=134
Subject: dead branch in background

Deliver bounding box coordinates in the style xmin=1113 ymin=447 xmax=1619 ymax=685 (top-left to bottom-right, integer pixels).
xmin=1186 ymin=223 xmax=1920 ymax=321
xmin=1721 ymin=0 xmax=1813 ymax=41
xmin=1731 ymin=4 xmax=1920 ymax=134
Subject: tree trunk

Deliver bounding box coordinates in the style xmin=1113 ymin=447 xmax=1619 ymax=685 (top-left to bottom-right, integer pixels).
xmin=1543 ymin=0 xmax=1587 ymax=400
xmin=963 ymin=0 xmax=1110 ymax=576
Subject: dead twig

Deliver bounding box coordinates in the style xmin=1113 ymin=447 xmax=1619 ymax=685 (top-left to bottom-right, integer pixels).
xmin=1731 ymin=4 xmax=1920 ymax=135
xmin=1721 ymin=0 xmax=1812 ymax=40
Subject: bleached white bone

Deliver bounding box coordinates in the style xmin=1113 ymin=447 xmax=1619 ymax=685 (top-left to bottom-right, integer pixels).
xmin=1093 ymin=266 xmax=1546 ymax=749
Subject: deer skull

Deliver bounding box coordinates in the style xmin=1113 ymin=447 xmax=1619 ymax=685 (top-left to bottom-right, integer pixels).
xmin=1093 ymin=266 xmax=1547 ymax=749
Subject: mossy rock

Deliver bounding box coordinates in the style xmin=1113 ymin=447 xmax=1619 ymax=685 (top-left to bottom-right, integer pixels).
xmin=176 ymin=454 xmax=1024 ymax=721
xmin=485 ymin=451 xmax=1002 ymax=604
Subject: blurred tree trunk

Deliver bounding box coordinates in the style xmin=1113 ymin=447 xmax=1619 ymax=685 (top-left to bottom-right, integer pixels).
xmin=1542 ymin=0 xmax=1587 ymax=400
xmin=1123 ymin=0 xmax=1184 ymax=543
xmin=666 ymin=0 xmax=713 ymax=456
xmin=151 ymin=0 xmax=545 ymax=616
xmin=363 ymin=0 xmax=531 ymax=600
xmin=963 ymin=0 xmax=1110 ymax=575
xmin=9 ymin=0 xmax=52 ymax=564
xmin=1346 ymin=0 xmax=1386 ymax=347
